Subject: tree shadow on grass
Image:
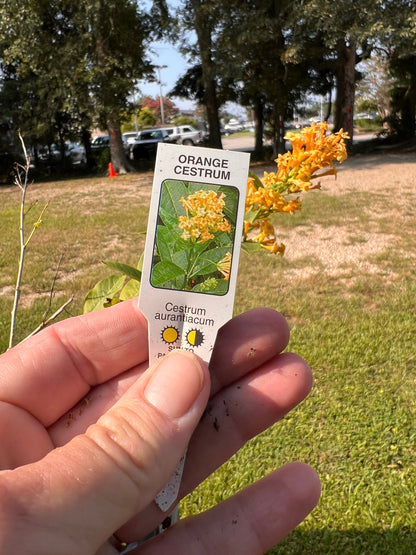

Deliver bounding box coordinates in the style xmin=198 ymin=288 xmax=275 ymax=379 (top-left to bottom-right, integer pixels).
xmin=268 ymin=528 xmax=416 ymax=554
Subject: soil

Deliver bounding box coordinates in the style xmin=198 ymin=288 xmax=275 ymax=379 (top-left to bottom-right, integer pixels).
xmin=2 ymin=148 xmax=415 ymax=287
xmin=252 ymin=151 xmax=416 ymax=280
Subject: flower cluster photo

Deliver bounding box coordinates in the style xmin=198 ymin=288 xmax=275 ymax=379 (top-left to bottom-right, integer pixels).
xmin=150 ymin=180 xmax=239 ymax=295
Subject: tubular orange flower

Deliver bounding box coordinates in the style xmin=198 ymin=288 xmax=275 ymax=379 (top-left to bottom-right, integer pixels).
xmin=261 ymin=242 xmax=285 ymax=255
xmin=243 ymin=123 xmax=349 ymax=254
xmin=216 ymin=251 xmax=232 ymax=280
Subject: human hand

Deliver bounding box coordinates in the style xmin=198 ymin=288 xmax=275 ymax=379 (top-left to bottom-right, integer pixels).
xmin=0 ymin=299 xmax=320 ymax=554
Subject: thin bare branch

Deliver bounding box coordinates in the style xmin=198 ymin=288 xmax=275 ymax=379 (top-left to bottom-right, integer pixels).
xmin=41 ymin=250 xmax=66 ymax=323
xmin=24 ymin=201 xmax=49 ymax=247
xmin=8 ymin=133 xmax=72 ymax=350
xmin=8 ymin=133 xmax=31 ymax=349
xmin=23 ymin=296 xmax=74 ymax=341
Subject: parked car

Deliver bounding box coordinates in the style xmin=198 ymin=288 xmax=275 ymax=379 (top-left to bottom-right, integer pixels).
xmin=92 ymin=134 xmax=129 ymax=155
xmin=129 ymin=129 xmax=173 ymax=160
xmin=158 ymin=125 xmax=204 ymax=146
xmin=91 ymin=135 xmax=109 ymax=150
xmin=223 ymin=119 xmax=245 ymax=134
xmin=122 ymin=132 xmax=139 ymax=154
xmin=38 ymin=141 xmax=86 ymax=166
xmin=64 ymin=142 xmax=87 ymax=165
xmin=122 ymin=132 xmax=139 ymax=145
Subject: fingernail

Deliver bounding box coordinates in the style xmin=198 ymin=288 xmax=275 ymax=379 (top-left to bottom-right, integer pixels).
xmin=144 ymin=352 xmax=205 ymax=419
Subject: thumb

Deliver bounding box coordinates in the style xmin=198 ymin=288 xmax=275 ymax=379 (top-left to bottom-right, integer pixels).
xmin=0 ymin=351 xmax=210 ymax=554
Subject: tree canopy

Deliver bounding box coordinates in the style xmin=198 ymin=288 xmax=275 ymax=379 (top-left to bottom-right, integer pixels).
xmin=0 ymin=0 xmax=168 ymax=172
xmin=0 ymin=0 xmax=415 ymax=175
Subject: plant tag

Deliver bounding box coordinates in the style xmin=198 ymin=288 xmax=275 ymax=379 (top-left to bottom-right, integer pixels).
xmin=139 ymin=142 xmax=250 ymax=511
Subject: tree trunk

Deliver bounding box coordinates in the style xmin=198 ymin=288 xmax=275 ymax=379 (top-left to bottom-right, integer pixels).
xmin=107 ymin=115 xmax=129 ymax=174
xmin=191 ymin=0 xmax=222 ymax=149
xmin=81 ymin=127 xmax=94 ymax=171
xmin=325 ymin=89 xmax=332 ymax=122
xmin=253 ymin=97 xmax=264 ymax=158
xmin=402 ymin=66 xmax=416 ymax=138
xmin=334 ymin=39 xmax=356 ymax=144
xmin=272 ymin=106 xmax=286 ymax=157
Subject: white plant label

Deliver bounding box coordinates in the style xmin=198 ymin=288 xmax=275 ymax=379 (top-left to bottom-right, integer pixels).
xmin=139 ymin=142 xmax=250 ymax=511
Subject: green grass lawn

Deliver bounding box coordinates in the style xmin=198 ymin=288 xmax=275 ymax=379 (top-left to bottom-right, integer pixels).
xmin=1 ymin=154 xmax=416 ymax=553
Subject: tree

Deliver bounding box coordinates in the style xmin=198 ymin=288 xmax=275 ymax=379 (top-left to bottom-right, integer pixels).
xmin=175 ymin=1 xmax=334 ymax=154
xmin=0 ymin=1 xmax=94 ymax=169
xmin=381 ymin=0 xmax=416 ymax=138
xmin=209 ymin=1 xmax=335 ymax=155
xmin=355 ymin=55 xmax=393 ymax=122
xmin=76 ymin=1 xmax=157 ymax=173
xmin=0 ymin=0 xmax=170 ymax=173
xmin=173 ymin=0 xmax=225 ymax=148
xmin=299 ymin=0 xmax=391 ymax=143
xmin=188 ymin=0 xmax=223 ymax=148
xmin=140 ymin=96 xmax=179 ymax=124
xmin=137 ymin=106 xmax=158 ymax=129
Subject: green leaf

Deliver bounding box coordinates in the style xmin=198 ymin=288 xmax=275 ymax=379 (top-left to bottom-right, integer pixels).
xmin=241 ymin=241 xmax=263 ymax=254
xmin=219 ymin=185 xmax=240 ymax=224
xmin=215 ymin=231 xmax=234 ymax=248
xmin=192 ymin=279 xmax=229 ymax=295
xmin=172 ymin=249 xmax=190 ymax=271
xmin=187 ymin=182 xmax=217 ymax=194
xmin=156 ymin=225 xmax=187 ymax=260
xmin=160 ymin=180 xmax=188 ymax=218
xmin=151 ymin=260 xmax=186 ymax=287
xmin=244 ymin=206 xmax=262 ymax=224
xmin=137 ymin=252 xmax=144 ymax=272
xmin=189 ymin=246 xmax=232 ymax=278
xmin=103 ymin=260 xmax=142 ymax=281
xmin=83 ymin=275 xmax=126 ymax=313
xmin=158 ymin=206 xmax=181 ymax=229
xmin=249 ymin=171 xmax=264 ymax=190
xmin=103 ymin=298 xmax=122 ymax=308
xmin=120 ymin=278 xmax=141 ymax=300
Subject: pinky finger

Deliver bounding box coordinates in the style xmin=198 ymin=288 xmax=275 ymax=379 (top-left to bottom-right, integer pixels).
xmin=135 ymin=462 xmax=321 ymax=555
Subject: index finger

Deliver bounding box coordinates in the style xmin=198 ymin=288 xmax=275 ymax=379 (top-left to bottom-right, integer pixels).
xmin=0 ymin=299 xmax=148 ymax=426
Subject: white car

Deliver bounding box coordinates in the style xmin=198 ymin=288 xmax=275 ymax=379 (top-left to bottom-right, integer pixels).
xmin=224 ymin=119 xmax=245 ymax=134
xmin=122 ymin=132 xmax=139 ymax=145
xmin=65 ymin=142 xmax=86 ymax=165
xmin=157 ymin=126 xmax=204 ymax=145
xmin=39 ymin=142 xmax=86 ymax=165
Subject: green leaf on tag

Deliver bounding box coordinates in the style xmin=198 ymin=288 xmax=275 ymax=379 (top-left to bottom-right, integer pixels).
xmin=151 ymin=260 xmax=186 ymax=287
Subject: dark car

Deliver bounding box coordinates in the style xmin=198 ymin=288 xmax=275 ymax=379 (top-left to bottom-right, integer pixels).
xmin=91 ymin=135 xmax=110 ymax=150
xmin=129 ymin=129 xmax=172 ymax=160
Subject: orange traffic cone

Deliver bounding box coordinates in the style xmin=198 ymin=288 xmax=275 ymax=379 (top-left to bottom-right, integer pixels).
xmin=108 ymin=162 xmax=118 ymax=178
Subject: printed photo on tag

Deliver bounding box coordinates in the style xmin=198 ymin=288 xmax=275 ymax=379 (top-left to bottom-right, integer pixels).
xmin=150 ymin=179 xmax=239 ymax=296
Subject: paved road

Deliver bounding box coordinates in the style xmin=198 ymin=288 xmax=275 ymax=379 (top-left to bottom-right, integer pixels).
xmin=222 ymin=131 xmax=376 ymax=152
xmin=222 ymin=136 xmax=257 ymax=151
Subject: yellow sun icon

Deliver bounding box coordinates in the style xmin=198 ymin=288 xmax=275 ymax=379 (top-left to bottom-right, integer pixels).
xmin=161 ymin=327 xmax=179 ymax=344
xmin=186 ymin=329 xmax=204 ymax=347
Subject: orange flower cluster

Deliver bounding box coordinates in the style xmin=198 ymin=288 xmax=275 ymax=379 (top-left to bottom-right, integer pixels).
xmin=244 ymin=122 xmax=349 ymax=254
xmin=279 ymin=122 xmax=349 ymax=192
xmin=178 ymin=189 xmax=231 ymax=243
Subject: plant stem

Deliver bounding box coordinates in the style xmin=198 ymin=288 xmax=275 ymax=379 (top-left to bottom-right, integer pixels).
xmin=8 ymin=135 xmax=30 ymax=350
xmin=23 ymin=296 xmax=74 ymax=341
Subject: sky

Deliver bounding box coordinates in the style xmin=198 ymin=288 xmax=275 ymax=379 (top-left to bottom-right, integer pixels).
xmin=138 ymin=0 xmax=196 ymax=110
xmin=138 ymin=41 xmax=245 ymax=118
xmin=138 ymin=41 xmax=197 ymax=111
xmin=138 ymin=1 xmax=245 ymax=117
